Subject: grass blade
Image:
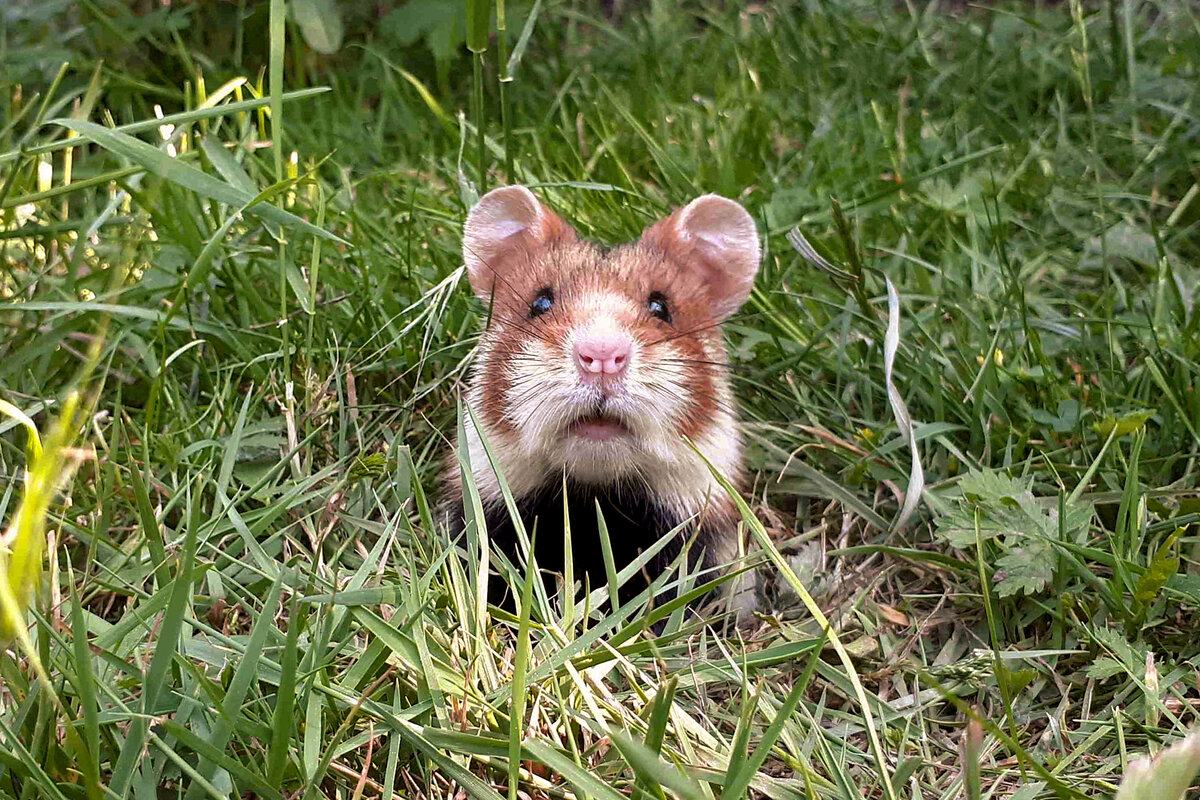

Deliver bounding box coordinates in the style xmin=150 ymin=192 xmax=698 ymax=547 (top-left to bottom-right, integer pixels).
xmin=508 ymin=529 xmax=538 ymax=800
xmin=52 ymin=119 xmax=345 ymax=243
xmin=693 ymin=444 xmax=898 ymax=800
xmin=110 ymin=492 xmax=197 ymax=797
xmin=720 ymin=629 xmax=827 ymax=800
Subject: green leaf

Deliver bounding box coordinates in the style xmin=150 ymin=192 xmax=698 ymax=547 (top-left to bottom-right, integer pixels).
xmin=199 ymin=136 xmax=258 ymax=196
xmin=959 ymin=469 xmax=1034 ymax=505
xmin=51 ymin=119 xmax=345 ymax=244
xmin=508 ymin=528 xmax=537 ymax=800
xmin=128 ymin=457 xmax=170 ymax=589
xmin=380 ymin=1 xmax=466 ymax=64
xmin=995 ymin=536 xmax=1055 ymax=596
xmin=635 ymin=676 xmax=677 ymax=800
xmin=1134 ymin=528 xmax=1184 ymax=606
xmin=1090 ymin=625 xmax=1147 ymax=674
xmin=934 ymin=506 xmax=1017 ymax=548
xmin=609 ymin=730 xmax=709 ymax=800
xmin=111 ymin=510 xmax=197 ymax=797
xmin=523 ymin=739 xmax=626 ymax=800
xmin=268 ymin=594 xmax=303 ymax=785
xmin=720 ymin=630 xmax=825 ymax=800
xmin=185 ymin=574 xmax=285 ymax=799
xmin=1094 ymin=409 xmax=1154 ymax=438
xmin=1031 ymin=399 xmax=1081 ymax=433
xmin=1085 ymin=657 xmax=1126 ymax=680
xmin=506 ymin=0 xmax=543 ymax=77
xmin=0 ymin=89 xmax=330 ymax=166
xmin=293 ymin=0 xmax=344 ymax=54
xmin=1167 ymin=573 xmax=1200 ymax=605
xmin=283 ymin=256 xmax=314 ymax=313
xmin=596 ymin=501 xmax=621 ymax=616
xmin=934 ymin=468 xmax=1092 ymax=597
xmin=159 ymin=720 xmax=286 ymax=800
xmin=67 ymin=567 xmax=103 ymax=800
xmin=644 ymin=677 xmax=677 ymax=756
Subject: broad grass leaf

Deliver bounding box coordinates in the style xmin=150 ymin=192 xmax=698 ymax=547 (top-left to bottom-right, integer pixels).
xmin=199 ymin=136 xmax=258 ymax=196
xmin=1009 ymin=783 xmax=1047 ymax=800
xmin=506 ymin=0 xmax=543 ymax=77
xmin=1031 ymin=399 xmax=1081 ymax=433
xmin=1167 ymin=574 xmax=1200 ymax=605
xmin=0 ymin=89 xmax=329 ymax=166
xmin=52 ymin=119 xmax=346 ymax=244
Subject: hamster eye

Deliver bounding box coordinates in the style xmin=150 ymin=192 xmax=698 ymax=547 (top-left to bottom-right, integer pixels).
xmin=647 ymin=291 xmax=672 ymax=324
xmin=529 ymin=288 xmax=554 ymax=318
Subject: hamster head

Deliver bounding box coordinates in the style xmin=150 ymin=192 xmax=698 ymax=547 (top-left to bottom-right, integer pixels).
xmin=459 ymin=185 xmax=760 ymax=506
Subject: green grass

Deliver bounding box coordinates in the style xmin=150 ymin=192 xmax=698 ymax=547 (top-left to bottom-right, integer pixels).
xmin=2 ymin=0 xmax=1200 ymax=797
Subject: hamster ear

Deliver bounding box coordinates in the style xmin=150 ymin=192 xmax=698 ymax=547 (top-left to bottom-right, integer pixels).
xmin=644 ymin=194 xmax=760 ymax=320
xmin=462 ymin=185 xmax=574 ymax=299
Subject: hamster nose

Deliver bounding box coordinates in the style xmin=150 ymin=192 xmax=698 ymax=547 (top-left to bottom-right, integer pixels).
xmin=575 ymin=333 xmax=632 ymax=377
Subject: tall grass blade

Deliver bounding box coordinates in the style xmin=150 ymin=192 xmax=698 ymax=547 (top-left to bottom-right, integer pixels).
xmin=508 ymin=529 xmax=537 ymax=800
xmin=53 ymin=120 xmax=344 ymax=242
xmin=720 ymin=630 xmax=827 ymax=800
xmin=111 ymin=496 xmax=197 ymax=797
xmin=694 ymin=445 xmax=898 ymax=800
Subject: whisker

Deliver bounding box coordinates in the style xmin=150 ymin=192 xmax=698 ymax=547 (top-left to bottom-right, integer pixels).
xmin=644 ymin=311 xmax=770 ymax=348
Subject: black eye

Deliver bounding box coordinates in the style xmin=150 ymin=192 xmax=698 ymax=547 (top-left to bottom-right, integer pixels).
xmin=647 ymin=292 xmax=671 ymax=324
xmin=529 ymin=288 xmax=554 ymax=318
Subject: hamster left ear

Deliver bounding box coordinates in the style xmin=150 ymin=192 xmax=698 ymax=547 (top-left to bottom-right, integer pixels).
xmin=644 ymin=194 xmax=761 ymax=320
xmin=462 ymin=185 xmax=574 ymax=300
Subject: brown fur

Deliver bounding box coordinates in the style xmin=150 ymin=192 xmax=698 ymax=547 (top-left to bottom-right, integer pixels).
xmin=446 ymin=188 xmax=761 ymax=615
xmin=474 ymin=232 xmax=727 ymax=442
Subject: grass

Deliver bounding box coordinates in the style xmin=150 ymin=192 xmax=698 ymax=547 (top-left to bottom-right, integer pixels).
xmin=1 ymin=0 xmax=1199 ymax=797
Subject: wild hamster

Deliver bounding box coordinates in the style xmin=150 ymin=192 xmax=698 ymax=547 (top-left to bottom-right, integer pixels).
xmin=443 ymin=185 xmax=760 ymax=613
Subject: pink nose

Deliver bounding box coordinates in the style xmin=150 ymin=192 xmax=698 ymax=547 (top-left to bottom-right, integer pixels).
xmin=575 ymin=333 xmax=632 ymax=377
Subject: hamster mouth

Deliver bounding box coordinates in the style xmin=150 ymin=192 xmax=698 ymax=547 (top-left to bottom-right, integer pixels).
xmin=564 ymin=413 xmax=631 ymax=443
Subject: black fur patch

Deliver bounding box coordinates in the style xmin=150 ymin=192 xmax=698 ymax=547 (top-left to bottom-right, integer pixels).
xmin=448 ymin=479 xmax=721 ymax=611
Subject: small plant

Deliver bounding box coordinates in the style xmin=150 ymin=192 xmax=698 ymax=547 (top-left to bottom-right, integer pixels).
xmin=934 ymin=469 xmax=1092 ymax=597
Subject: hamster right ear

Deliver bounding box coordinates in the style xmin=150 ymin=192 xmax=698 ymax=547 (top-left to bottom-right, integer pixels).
xmin=462 ymin=185 xmax=574 ymax=299
xmin=642 ymin=194 xmax=761 ymax=320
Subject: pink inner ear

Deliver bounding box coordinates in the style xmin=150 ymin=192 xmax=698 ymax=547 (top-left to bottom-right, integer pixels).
xmin=681 ymin=198 xmax=753 ymax=249
xmin=462 ymin=186 xmax=574 ymax=298
xmin=647 ymin=194 xmax=761 ymax=320
xmin=489 ymin=219 xmax=530 ymax=240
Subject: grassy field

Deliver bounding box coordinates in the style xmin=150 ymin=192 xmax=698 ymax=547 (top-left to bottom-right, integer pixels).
xmin=2 ymin=0 xmax=1200 ymax=797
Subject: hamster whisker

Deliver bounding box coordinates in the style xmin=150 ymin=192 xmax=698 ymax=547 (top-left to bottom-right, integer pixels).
xmin=652 ymin=357 xmax=757 ymax=375
xmin=644 ymin=311 xmax=770 ymax=347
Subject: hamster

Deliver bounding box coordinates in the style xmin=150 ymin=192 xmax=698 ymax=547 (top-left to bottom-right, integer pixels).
xmin=443 ymin=185 xmax=760 ymax=613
